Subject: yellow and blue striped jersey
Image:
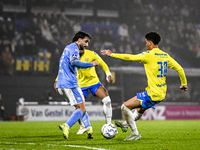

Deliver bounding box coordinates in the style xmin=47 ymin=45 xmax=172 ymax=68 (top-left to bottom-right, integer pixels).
xmin=110 ymin=48 xmax=187 ymax=101
xmin=77 ymin=49 xmax=111 ymax=88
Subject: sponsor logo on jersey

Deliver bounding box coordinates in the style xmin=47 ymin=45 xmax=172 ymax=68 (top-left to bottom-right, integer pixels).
xmin=72 ymin=54 xmax=77 ymax=58
xmin=156 ymin=83 xmax=166 ymax=87
xmin=155 ymin=53 xmax=168 ymax=58
xmin=155 ymin=53 xmax=166 ymax=56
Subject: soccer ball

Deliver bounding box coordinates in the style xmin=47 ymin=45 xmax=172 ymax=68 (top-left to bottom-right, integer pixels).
xmin=101 ymin=123 xmax=118 ymax=139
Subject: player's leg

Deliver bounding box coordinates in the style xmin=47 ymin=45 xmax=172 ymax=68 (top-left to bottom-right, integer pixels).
xmin=80 ymin=112 xmax=93 ymax=139
xmin=58 ymin=87 xmax=93 ymax=139
xmin=67 ymin=102 xmax=86 ymax=128
xmin=74 ymin=102 xmax=93 ymax=139
xmin=59 ymin=102 xmax=85 ymax=140
xmin=74 ymin=87 xmax=93 ymax=139
xmin=115 ymin=110 xmax=144 ymax=131
xmin=77 ymin=89 xmax=88 ymax=134
xmin=121 ymin=96 xmax=142 ymax=139
xmin=115 ymin=97 xmax=141 ymax=132
xmin=76 ymin=119 xmax=87 ymax=134
xmin=94 ymin=84 xmax=112 ymax=124
xmin=134 ymin=108 xmax=145 ymax=120
xmin=115 ymin=107 xmax=145 ymax=132
xmin=122 ymin=91 xmax=160 ymax=140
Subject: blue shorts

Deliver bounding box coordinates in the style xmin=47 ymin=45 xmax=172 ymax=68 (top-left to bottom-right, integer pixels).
xmin=137 ymin=91 xmax=161 ymax=109
xmin=81 ymin=82 xmax=102 ymax=98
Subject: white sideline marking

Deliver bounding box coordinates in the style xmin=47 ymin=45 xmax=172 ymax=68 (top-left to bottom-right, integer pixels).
xmin=0 ymin=142 xmax=109 ymax=150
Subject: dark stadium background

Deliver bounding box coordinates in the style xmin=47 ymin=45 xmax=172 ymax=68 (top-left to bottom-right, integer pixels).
xmin=0 ymin=0 xmax=200 ymax=119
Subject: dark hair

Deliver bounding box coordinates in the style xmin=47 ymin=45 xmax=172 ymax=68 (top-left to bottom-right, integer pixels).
xmin=72 ymin=31 xmax=91 ymax=42
xmin=145 ymin=31 xmax=161 ymax=45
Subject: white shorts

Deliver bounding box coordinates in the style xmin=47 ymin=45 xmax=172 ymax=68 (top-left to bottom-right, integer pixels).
xmin=57 ymin=87 xmax=85 ymax=106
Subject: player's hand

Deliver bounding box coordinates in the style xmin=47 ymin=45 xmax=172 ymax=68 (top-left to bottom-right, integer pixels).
xmin=54 ymin=81 xmax=57 ymax=92
xmin=101 ymin=50 xmax=112 ymax=56
xmin=92 ymin=61 xmax=99 ymax=66
xmin=107 ymin=75 xmax=114 ymax=83
xmin=180 ymin=85 xmax=188 ymax=92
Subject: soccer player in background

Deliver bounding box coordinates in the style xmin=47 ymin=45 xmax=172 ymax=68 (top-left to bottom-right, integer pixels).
xmin=101 ymin=31 xmax=188 ymax=141
xmin=56 ymin=31 xmax=99 ymax=140
xmin=54 ymin=48 xmax=114 ymax=134
xmin=76 ymin=48 xmax=114 ymax=134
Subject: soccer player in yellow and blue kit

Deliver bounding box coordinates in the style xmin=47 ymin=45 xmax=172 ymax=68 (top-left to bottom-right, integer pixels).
xmin=76 ymin=48 xmax=114 ymax=134
xmin=101 ymin=31 xmax=188 ymax=141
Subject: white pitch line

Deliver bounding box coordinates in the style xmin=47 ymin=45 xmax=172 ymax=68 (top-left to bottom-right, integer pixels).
xmin=0 ymin=142 xmax=110 ymax=150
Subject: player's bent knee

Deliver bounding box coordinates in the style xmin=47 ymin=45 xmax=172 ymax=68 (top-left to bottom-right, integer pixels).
xmin=121 ymin=104 xmax=131 ymax=111
xmin=121 ymin=104 xmax=126 ymax=111
xmin=102 ymin=96 xmax=111 ymax=106
xmin=135 ymin=113 xmax=143 ymax=121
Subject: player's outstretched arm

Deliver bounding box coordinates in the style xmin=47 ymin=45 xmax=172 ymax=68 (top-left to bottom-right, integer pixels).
xmin=92 ymin=61 xmax=99 ymax=66
xmin=71 ymin=59 xmax=98 ymax=68
xmin=180 ymin=85 xmax=188 ymax=92
xmin=101 ymin=50 xmax=112 ymax=56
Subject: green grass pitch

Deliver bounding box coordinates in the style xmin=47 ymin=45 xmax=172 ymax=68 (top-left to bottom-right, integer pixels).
xmin=0 ymin=120 xmax=199 ymax=150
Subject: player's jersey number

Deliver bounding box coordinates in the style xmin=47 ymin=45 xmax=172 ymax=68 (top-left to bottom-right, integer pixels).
xmin=157 ymin=61 xmax=168 ymax=77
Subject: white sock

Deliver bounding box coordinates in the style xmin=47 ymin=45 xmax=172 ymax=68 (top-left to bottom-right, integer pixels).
xmin=121 ymin=104 xmax=139 ymax=135
xmin=122 ymin=109 xmax=143 ymax=127
xmin=102 ymin=96 xmax=112 ymax=124
xmin=78 ymin=119 xmax=85 ymax=128
xmin=133 ymin=110 xmax=143 ymax=121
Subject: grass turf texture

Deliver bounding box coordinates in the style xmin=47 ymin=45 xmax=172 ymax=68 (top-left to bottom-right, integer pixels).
xmin=0 ymin=120 xmax=199 ymax=150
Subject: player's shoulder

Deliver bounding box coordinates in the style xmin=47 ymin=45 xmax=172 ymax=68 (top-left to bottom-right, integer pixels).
xmin=154 ymin=48 xmax=165 ymax=52
xmin=151 ymin=48 xmax=168 ymax=55
xmin=65 ymin=43 xmax=78 ymax=51
xmin=139 ymin=48 xmax=167 ymax=57
xmin=68 ymin=43 xmax=76 ymax=48
xmin=84 ymin=49 xmax=93 ymax=53
xmin=85 ymin=49 xmax=99 ymax=56
xmin=139 ymin=50 xmax=151 ymax=56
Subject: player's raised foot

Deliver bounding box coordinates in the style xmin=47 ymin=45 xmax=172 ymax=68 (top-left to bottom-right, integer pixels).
xmin=76 ymin=127 xmax=87 ymax=134
xmin=124 ymin=133 xmax=141 ymax=141
xmin=115 ymin=120 xmax=128 ymax=132
xmin=59 ymin=123 xmax=69 ymax=140
xmin=86 ymin=126 xmax=93 ymax=139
